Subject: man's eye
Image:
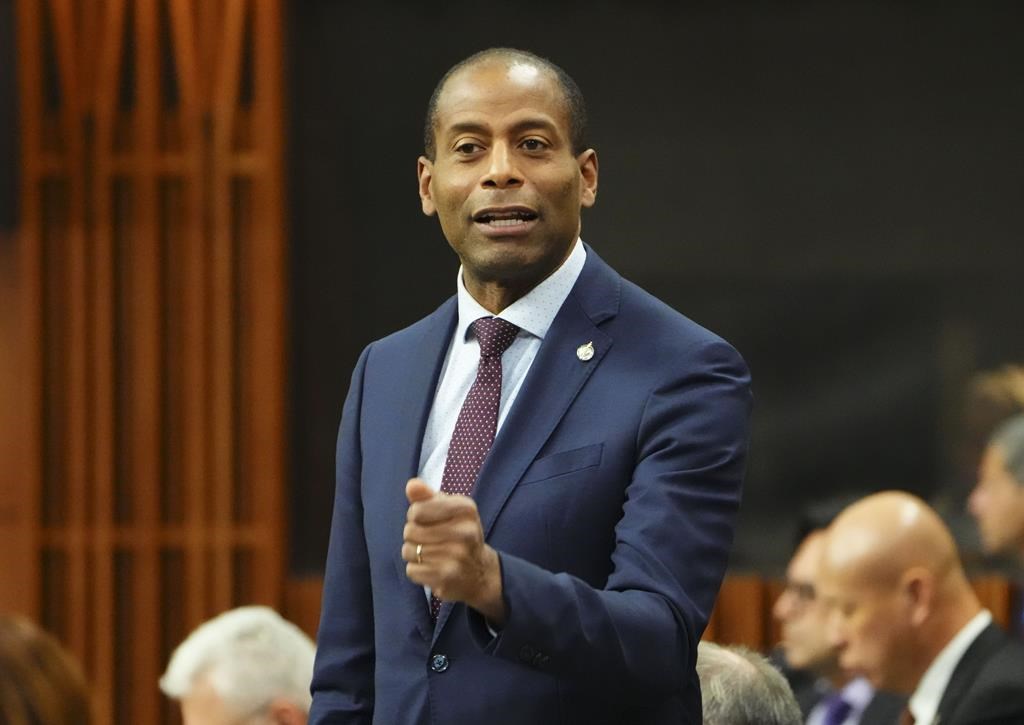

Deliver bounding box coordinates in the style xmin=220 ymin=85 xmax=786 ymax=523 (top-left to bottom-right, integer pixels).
xmin=521 ymin=138 xmax=546 ymax=151
xmin=454 ymin=142 xmax=481 ymax=154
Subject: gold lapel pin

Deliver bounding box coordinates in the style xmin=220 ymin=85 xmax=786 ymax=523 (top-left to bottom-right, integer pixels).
xmin=576 ymin=341 xmax=595 ymax=361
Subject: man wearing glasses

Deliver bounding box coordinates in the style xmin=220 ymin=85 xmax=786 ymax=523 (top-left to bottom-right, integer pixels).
xmin=773 ymin=528 xmax=904 ymax=725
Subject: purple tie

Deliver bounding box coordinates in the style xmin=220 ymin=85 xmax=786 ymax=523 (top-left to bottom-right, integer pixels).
xmin=430 ymin=316 xmax=519 ymax=621
xmin=822 ymin=693 xmax=853 ymax=725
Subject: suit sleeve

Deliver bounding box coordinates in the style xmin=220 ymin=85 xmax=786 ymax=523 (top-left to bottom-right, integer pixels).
xmin=309 ymin=345 xmax=375 ymax=724
xmin=469 ymin=337 xmax=752 ymax=702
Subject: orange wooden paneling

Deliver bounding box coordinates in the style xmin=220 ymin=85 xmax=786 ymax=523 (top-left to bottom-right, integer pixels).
xmin=284 ymin=576 xmax=325 ymax=643
xmin=973 ymin=575 xmax=1013 ymax=630
xmin=0 ymin=230 xmax=36 ymax=615
xmin=705 ymin=575 xmax=768 ymax=651
xmin=10 ymin=1 xmax=287 ymax=722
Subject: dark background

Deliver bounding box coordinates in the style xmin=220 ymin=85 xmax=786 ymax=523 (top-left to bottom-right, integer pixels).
xmin=286 ymin=1 xmax=1024 ymax=574
xmin=6 ymin=2 xmax=1020 ymax=575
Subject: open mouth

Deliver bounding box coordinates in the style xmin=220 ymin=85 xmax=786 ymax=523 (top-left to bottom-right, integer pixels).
xmin=473 ymin=208 xmax=539 ymax=227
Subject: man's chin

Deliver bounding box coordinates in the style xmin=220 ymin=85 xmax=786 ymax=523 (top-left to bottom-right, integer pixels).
xmin=465 ymin=250 xmax=560 ymax=288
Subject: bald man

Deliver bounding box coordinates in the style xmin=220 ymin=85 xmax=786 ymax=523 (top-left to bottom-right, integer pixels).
xmin=773 ymin=530 xmax=903 ymax=724
xmin=817 ymin=492 xmax=1024 ymax=725
xmin=968 ymin=414 xmax=1024 ymax=561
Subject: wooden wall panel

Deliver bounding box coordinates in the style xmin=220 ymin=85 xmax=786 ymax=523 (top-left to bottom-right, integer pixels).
xmin=11 ymin=1 xmax=286 ymax=723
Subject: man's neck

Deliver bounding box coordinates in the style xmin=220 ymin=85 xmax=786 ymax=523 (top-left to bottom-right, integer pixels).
xmin=914 ymin=601 xmax=984 ymax=684
xmin=465 ymin=278 xmax=534 ymax=314
xmin=826 ymin=669 xmax=854 ymax=690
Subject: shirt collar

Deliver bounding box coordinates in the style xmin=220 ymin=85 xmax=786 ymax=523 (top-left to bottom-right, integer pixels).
xmin=908 ymin=609 xmax=992 ymax=725
xmin=839 ymin=676 xmax=875 ymax=713
xmin=454 ymin=238 xmax=587 ymax=343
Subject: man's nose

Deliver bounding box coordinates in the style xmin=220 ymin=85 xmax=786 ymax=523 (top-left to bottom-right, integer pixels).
xmin=772 ymin=591 xmax=791 ymax=621
xmin=968 ymin=485 xmax=988 ymax=519
xmin=482 ymin=143 xmax=522 ymax=189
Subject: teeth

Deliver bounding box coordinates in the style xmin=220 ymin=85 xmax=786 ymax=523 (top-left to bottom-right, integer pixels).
xmin=478 ymin=211 xmax=535 ymax=225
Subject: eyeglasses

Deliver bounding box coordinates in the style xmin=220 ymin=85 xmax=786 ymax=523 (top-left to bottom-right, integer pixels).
xmin=781 ymin=579 xmax=816 ymax=604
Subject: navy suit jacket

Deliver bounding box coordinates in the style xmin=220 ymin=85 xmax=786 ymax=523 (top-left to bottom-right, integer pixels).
xmin=310 ymin=247 xmax=753 ymax=724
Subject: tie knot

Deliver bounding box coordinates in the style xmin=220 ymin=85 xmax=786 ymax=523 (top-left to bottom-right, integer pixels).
xmin=471 ymin=317 xmax=520 ymax=359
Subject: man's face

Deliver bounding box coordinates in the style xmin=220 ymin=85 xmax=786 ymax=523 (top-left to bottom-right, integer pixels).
xmin=417 ymin=60 xmax=598 ymax=297
xmin=817 ymin=567 xmax=916 ymax=692
xmin=180 ymin=679 xmax=251 ymax=725
xmin=772 ymin=534 xmax=837 ymax=672
xmin=179 ymin=678 xmax=303 ymax=725
xmin=968 ymin=444 xmax=1024 ymax=555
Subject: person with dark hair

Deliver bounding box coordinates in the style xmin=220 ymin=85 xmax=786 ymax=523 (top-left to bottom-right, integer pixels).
xmin=0 ymin=614 xmax=91 ymax=725
xmin=310 ymin=47 xmax=752 ymax=724
xmin=968 ymin=414 xmax=1024 ymax=561
xmin=773 ymin=529 xmax=905 ymax=724
xmin=697 ymin=641 xmax=802 ymax=725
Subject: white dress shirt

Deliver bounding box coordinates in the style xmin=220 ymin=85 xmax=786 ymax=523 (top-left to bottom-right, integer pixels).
xmin=907 ymin=609 xmax=993 ymax=725
xmin=417 ymin=239 xmax=586 ymax=490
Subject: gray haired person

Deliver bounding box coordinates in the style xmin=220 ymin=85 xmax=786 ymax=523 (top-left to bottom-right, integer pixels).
xmin=697 ymin=641 xmax=802 ymax=725
xmin=969 ymin=413 xmax=1024 ymax=560
xmin=160 ymin=606 xmax=315 ymax=725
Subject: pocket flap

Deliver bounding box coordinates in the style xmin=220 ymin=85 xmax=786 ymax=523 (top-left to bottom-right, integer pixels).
xmin=519 ymin=443 xmax=604 ymax=486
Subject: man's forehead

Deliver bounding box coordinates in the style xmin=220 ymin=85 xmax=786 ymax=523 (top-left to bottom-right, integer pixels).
xmin=435 ymin=61 xmax=566 ymax=126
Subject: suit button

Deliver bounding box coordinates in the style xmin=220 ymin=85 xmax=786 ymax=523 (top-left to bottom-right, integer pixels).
xmin=519 ymin=645 xmax=535 ymax=663
xmin=430 ymin=654 xmax=449 ymax=673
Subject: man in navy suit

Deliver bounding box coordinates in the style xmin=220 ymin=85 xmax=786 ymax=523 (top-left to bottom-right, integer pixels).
xmin=309 ymin=47 xmax=753 ymax=724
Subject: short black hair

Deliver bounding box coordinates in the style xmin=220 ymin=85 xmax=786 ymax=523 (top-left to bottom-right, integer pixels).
xmin=423 ymin=48 xmax=588 ymax=161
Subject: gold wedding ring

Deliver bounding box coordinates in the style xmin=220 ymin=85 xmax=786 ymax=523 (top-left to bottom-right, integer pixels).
xmin=416 ymin=543 xmax=423 ymax=565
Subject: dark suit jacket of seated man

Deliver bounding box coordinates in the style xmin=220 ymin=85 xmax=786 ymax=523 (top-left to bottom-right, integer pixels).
xmin=309 ymin=48 xmax=753 ymax=725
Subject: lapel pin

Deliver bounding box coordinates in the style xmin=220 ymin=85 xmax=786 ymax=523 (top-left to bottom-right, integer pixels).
xmin=576 ymin=341 xmax=595 ymax=361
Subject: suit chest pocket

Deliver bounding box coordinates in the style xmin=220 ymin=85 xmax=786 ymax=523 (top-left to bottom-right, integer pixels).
xmin=518 ymin=443 xmax=603 ymax=486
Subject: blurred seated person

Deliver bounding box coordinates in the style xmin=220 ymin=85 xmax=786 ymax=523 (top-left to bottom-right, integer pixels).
xmin=160 ymin=606 xmax=315 ymax=725
xmin=934 ymin=365 xmax=1024 ymax=556
xmin=961 ymin=367 xmax=1024 ymax=475
xmin=0 ymin=613 xmax=91 ymax=724
xmin=773 ymin=529 xmax=904 ymax=724
xmin=697 ymin=641 xmax=802 ymax=725
xmin=819 ymin=491 xmax=1024 ymax=725
xmin=968 ymin=414 xmax=1024 ymax=563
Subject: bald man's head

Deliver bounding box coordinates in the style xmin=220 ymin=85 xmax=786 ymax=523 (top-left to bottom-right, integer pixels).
xmin=817 ymin=492 xmax=979 ymax=694
xmin=823 ymin=492 xmax=960 ymax=590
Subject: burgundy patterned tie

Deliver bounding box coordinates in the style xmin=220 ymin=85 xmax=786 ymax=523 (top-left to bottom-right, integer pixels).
xmin=430 ymin=316 xmax=519 ymax=621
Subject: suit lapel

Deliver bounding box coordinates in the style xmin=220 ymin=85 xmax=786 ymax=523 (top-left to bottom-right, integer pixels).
xmin=473 ymin=296 xmax=612 ymax=539
xmin=432 ymin=247 xmax=621 ymax=639
xmin=935 ymin=622 xmax=1005 ymax=723
xmin=389 ymin=298 xmax=458 ymax=641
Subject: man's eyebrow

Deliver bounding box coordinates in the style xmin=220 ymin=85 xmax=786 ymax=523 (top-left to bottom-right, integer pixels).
xmin=506 ymin=117 xmax=560 ymax=136
xmin=443 ymin=121 xmax=490 ymax=139
xmin=441 ymin=117 xmax=562 ymax=140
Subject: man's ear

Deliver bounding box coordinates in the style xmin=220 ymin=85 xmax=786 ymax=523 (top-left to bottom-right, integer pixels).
xmin=902 ymin=567 xmax=934 ymax=627
xmin=265 ymin=698 xmax=306 ymax=725
xmin=578 ymin=149 xmax=598 ymax=208
xmin=417 ymin=156 xmax=436 ymax=216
